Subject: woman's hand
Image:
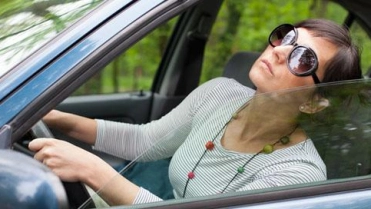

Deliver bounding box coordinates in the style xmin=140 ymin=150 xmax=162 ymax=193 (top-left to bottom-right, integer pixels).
xmin=29 ymin=138 xmax=114 ymax=183
xmin=29 ymin=138 xmax=140 ymax=205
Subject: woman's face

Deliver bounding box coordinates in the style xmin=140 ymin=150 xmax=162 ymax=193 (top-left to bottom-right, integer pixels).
xmin=249 ymin=28 xmax=338 ymax=94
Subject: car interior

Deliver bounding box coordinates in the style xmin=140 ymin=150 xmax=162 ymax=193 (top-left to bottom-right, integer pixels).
xmin=4 ymin=0 xmax=371 ymax=208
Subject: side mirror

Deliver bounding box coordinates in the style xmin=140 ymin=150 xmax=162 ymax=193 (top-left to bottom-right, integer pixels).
xmin=0 ymin=150 xmax=68 ymax=209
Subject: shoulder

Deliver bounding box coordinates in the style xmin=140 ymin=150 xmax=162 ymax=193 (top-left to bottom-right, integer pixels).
xmin=189 ymin=78 xmax=255 ymax=122
xmin=198 ymin=77 xmax=255 ymax=99
xmin=192 ymin=78 xmax=255 ymax=111
xmin=201 ymin=77 xmax=250 ymax=88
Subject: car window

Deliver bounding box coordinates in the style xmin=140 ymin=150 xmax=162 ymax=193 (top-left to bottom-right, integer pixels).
xmin=0 ymin=0 xmax=103 ymax=77
xmin=83 ymin=79 xmax=371 ymax=208
xmin=200 ymin=0 xmax=370 ymax=83
xmin=72 ymin=17 xmax=179 ymax=96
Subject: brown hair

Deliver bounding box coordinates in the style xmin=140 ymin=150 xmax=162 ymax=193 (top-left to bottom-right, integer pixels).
xmin=295 ymin=19 xmax=362 ymax=82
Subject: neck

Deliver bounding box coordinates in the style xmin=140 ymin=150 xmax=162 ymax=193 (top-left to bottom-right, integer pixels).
xmin=234 ymin=119 xmax=298 ymax=144
xmin=223 ymin=117 xmax=302 ymax=153
xmin=238 ymin=98 xmax=299 ymax=140
xmin=222 ymin=98 xmax=304 ymax=153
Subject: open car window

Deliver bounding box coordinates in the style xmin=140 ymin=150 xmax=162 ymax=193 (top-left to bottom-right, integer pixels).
xmin=81 ymin=78 xmax=371 ymax=208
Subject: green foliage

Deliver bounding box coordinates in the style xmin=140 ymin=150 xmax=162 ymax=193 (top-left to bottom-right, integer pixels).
xmin=79 ymin=19 xmax=178 ymax=95
xmin=2 ymin=0 xmax=371 ymax=95
xmin=0 ymin=0 xmax=33 ymax=18
xmin=351 ymin=23 xmax=371 ymax=72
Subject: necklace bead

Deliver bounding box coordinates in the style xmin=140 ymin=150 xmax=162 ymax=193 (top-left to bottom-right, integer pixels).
xmin=263 ymin=144 xmax=274 ymax=154
xmin=232 ymin=112 xmax=238 ymax=119
xmin=188 ymin=172 xmax=195 ymax=179
xmin=280 ymin=136 xmax=290 ymax=145
xmin=181 ymin=109 xmax=298 ymax=197
xmin=205 ymin=141 xmax=215 ymax=150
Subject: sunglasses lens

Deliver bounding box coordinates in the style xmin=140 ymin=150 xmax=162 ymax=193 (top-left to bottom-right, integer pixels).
xmin=269 ymin=24 xmax=296 ymax=47
xmin=288 ymin=46 xmax=317 ymax=75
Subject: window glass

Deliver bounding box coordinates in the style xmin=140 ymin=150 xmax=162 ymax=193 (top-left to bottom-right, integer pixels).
xmin=201 ymin=0 xmax=349 ymax=83
xmin=0 ymin=0 xmax=102 ymax=77
xmin=73 ymin=18 xmax=178 ymax=96
xmin=85 ymin=78 xmax=371 ymax=207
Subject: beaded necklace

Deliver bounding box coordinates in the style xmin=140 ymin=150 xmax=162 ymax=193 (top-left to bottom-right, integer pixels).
xmin=181 ymin=105 xmax=298 ymax=198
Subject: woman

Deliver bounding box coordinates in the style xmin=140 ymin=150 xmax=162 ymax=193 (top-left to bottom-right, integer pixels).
xmin=29 ymin=19 xmax=362 ymax=205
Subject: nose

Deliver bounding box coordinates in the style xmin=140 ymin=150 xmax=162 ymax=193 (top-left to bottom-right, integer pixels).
xmin=272 ymin=45 xmax=293 ymax=64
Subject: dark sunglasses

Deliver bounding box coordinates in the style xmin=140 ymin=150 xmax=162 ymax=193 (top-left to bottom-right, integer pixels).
xmin=268 ymin=24 xmax=320 ymax=84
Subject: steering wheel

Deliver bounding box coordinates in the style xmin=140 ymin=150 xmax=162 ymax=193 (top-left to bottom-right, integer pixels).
xmin=18 ymin=120 xmax=95 ymax=209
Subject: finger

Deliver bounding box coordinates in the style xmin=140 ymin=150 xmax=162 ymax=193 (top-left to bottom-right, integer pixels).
xmin=42 ymin=158 xmax=55 ymax=168
xmin=29 ymin=138 xmax=55 ymax=162
xmin=33 ymin=148 xmax=45 ymax=162
xmin=28 ymin=138 xmax=52 ymax=152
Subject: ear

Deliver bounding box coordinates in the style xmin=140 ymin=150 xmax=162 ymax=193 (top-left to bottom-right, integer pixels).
xmin=299 ymin=97 xmax=330 ymax=114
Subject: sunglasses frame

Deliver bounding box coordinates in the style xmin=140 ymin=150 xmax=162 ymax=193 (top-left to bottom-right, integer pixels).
xmin=269 ymin=24 xmax=321 ymax=84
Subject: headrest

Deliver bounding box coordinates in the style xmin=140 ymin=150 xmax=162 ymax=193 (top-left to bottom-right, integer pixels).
xmin=222 ymin=51 xmax=260 ymax=89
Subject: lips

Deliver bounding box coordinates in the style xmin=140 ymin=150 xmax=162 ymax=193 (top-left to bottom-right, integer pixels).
xmin=261 ymin=59 xmax=273 ymax=75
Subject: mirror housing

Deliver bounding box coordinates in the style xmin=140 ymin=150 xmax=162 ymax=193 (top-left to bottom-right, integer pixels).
xmin=0 ymin=150 xmax=68 ymax=209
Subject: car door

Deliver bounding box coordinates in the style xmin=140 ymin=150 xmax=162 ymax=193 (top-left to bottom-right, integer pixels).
xmin=0 ymin=0 xmax=218 ymax=144
xmin=47 ymin=0 xmax=223 ymax=202
xmin=0 ymin=0 xmax=220 ymax=205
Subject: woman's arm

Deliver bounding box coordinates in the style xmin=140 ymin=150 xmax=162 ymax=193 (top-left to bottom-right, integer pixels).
xmin=93 ymin=78 xmax=234 ymax=161
xmin=43 ymin=110 xmax=97 ymax=145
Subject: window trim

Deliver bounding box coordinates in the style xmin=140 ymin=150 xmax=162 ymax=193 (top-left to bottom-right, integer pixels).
xmin=129 ymin=176 xmax=371 ymax=208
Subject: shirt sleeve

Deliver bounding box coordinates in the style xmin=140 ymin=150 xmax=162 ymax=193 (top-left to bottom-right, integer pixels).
xmin=132 ymin=187 xmax=163 ymax=204
xmin=93 ymin=78 xmax=233 ymax=161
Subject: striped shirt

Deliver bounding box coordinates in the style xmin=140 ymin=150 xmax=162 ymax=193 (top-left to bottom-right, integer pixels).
xmin=94 ymin=77 xmax=326 ymax=204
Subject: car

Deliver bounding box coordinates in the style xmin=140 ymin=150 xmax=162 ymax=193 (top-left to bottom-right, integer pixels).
xmin=1 ymin=0 xmax=371 ymax=208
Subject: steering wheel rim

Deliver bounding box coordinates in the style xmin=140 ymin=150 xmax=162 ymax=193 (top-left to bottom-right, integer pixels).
xmin=30 ymin=120 xmax=95 ymax=209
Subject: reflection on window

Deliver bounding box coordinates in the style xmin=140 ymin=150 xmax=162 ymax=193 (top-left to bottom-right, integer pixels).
xmin=0 ymin=0 xmax=102 ymax=77
xmin=299 ymin=81 xmax=371 ymax=178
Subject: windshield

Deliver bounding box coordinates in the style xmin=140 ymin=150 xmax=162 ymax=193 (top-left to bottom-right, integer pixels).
xmin=81 ymin=79 xmax=371 ymax=208
xmin=0 ymin=0 xmax=102 ymax=77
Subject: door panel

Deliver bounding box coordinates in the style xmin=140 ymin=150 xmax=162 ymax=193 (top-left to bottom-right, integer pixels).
xmin=56 ymin=91 xmax=152 ymax=124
